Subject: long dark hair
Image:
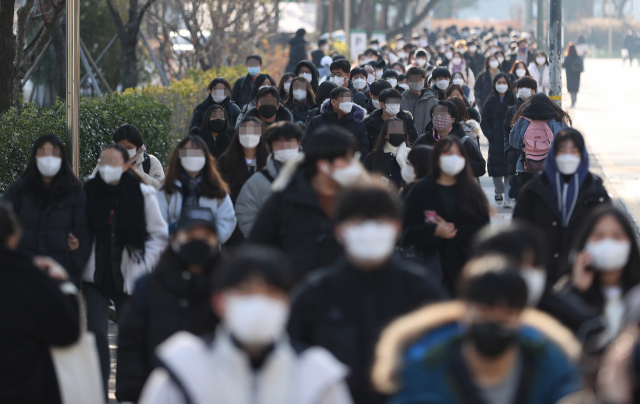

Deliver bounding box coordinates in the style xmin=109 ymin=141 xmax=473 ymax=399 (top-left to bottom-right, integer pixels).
xmin=222 ymin=117 xmax=268 ymax=197
xmin=162 ymin=136 xmax=229 ymax=198
xmin=207 ymin=77 xmax=233 ymax=93
xmin=490 ymin=72 xmax=516 ymax=98
xmin=447 ymin=96 xmax=470 ymax=121
xmin=199 ymin=104 xmax=229 ymax=137
xmin=509 ymin=61 xmax=531 ymax=77
xmin=429 ymin=137 xmax=489 ymax=219
xmin=314 ymin=81 xmax=338 ymax=107
xmin=277 ymin=73 xmax=295 ymax=101
xmin=511 ymin=92 xmax=572 ymax=126
xmin=369 ymin=118 xmax=409 ymax=168
xmin=22 ymin=134 xmax=81 ymax=198
xmin=247 ymin=74 xmax=276 ymax=107
xmin=407 ymin=145 xmax=432 ymax=179
xmin=285 ymin=76 xmax=317 ymax=106
xmin=565 ymin=42 xmax=578 ymax=57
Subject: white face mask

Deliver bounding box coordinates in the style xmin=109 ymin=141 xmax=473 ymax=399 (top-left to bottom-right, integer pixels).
xmin=409 ymin=82 xmax=424 ymax=92
xmin=515 ymin=68 xmax=526 ymax=78
xmin=521 ymin=267 xmax=546 ymax=306
xmin=399 ymin=83 xmax=410 ymax=91
xmin=367 ymin=74 xmax=375 ymax=83
xmin=452 ymin=57 xmax=462 ymax=65
xmin=536 ymin=57 xmax=546 ymax=65
xmin=517 ymin=88 xmax=532 ymax=100
xmin=338 ymin=101 xmax=353 ymax=114
xmin=127 ymin=148 xmax=138 ymax=159
xmin=439 ymin=155 xmax=466 ymax=176
xmin=180 ymin=156 xmax=206 ymax=173
xmin=453 ymin=78 xmax=464 ymax=86
xmin=259 ymin=85 xmax=271 ymax=90
xmin=273 ymin=147 xmax=299 ymax=163
xmin=469 ymin=45 xmax=477 ymax=52
xmin=239 ymin=134 xmax=261 ymax=149
xmin=489 ymin=60 xmax=500 ymax=69
xmin=495 ymin=83 xmax=509 ymax=94
xmin=224 ymin=295 xmax=289 ymax=345
xmin=211 ymin=90 xmax=227 ymax=103
xmin=342 ymin=220 xmax=398 ymax=263
xmin=585 ymin=239 xmax=632 ymax=272
xmin=416 ymin=58 xmax=427 ymax=67
xmin=555 ymin=154 xmax=581 ymax=175
xmin=497 ymin=56 xmax=505 ymax=64
xmin=36 ymin=156 xmax=62 ymax=177
xmin=372 ymin=99 xmax=380 ymax=109
xmin=436 ymin=79 xmax=450 ymax=91
xmin=98 ymin=165 xmax=123 ymax=184
xmin=401 ymin=164 xmax=416 ymax=183
xmin=332 ymin=76 xmax=345 ymax=86
xmin=385 ymin=104 xmax=400 ymax=116
xmin=293 ymin=89 xmax=307 ymax=101
xmin=299 ymin=72 xmax=313 ymax=83
xmin=322 ymin=161 xmax=361 ymax=186
xmin=397 ymin=51 xmax=406 ymax=59
xmin=375 ymin=70 xmax=383 ymax=79
xmin=353 ymin=78 xmax=367 ymax=90
xmin=445 ymin=51 xmax=453 ymax=59
xmin=386 ymin=78 xmax=398 ymax=88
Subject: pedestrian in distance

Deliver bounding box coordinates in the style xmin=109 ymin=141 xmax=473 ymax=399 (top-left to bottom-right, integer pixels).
xmin=231 ymin=54 xmax=263 ymax=109
xmin=235 ymin=74 xmax=278 ymax=127
xmin=447 ymin=96 xmax=483 ymax=149
xmin=463 ymin=40 xmax=485 ymax=76
xmin=364 ymin=118 xmax=411 ymax=189
xmin=507 ymin=38 xmax=534 ymax=70
xmin=3 ymin=133 xmax=92 ymax=284
xmin=429 ymin=67 xmax=452 ymax=101
xmin=563 ymin=43 xmax=584 ymax=108
xmin=400 ymin=66 xmax=438 ymax=136
xmin=285 ymin=28 xmax=309 ymax=74
xmin=138 ymin=245 xmax=354 ymax=404
xmin=294 ymin=60 xmax=320 ymax=93
xmin=447 ymin=51 xmax=475 ymax=89
xmin=349 ymin=67 xmax=370 ymax=97
xmin=284 ymin=76 xmax=317 ymax=126
xmin=196 ymin=104 xmax=232 ymax=159
xmin=399 ymin=145 xmax=432 ymax=200
xmin=528 ymin=52 xmax=550 ymax=95
xmin=449 ymin=72 xmax=476 ymax=106
xmin=311 ymin=38 xmax=330 ymax=69
xmin=474 ymin=54 xmax=503 ymax=108
xmin=82 ymin=143 xmax=169 ymax=395
xmin=190 ymin=77 xmax=241 ymax=129
xmin=509 ymin=60 xmax=531 ymax=85
xmin=329 ymin=58 xmax=368 ymax=107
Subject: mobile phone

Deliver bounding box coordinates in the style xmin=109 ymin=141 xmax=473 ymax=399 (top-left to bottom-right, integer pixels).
xmin=424 ymin=210 xmax=438 ymax=224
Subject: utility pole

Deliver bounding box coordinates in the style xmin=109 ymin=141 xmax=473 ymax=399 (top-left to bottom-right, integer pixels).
xmin=605 ymin=1 xmax=615 ymax=58
xmin=549 ymin=0 xmax=562 ymax=107
xmin=66 ymin=0 xmax=80 ymax=176
xmin=344 ymin=0 xmax=351 ymax=59
xmin=537 ymin=0 xmax=544 ymax=52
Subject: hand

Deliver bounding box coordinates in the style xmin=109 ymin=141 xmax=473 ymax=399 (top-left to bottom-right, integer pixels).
xmin=572 ymin=250 xmax=594 ymax=292
xmin=67 ymin=233 xmax=79 ymax=251
xmin=434 ymin=216 xmax=457 ymax=239
xmin=33 ymin=256 xmax=69 ymax=282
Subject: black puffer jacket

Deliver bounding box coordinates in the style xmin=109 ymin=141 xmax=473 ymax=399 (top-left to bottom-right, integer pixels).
xmin=364 ymin=151 xmax=403 ymax=188
xmin=115 ymin=248 xmax=218 ymax=402
xmin=503 ymin=97 xmax=525 ymax=175
xmin=293 ymin=60 xmax=320 ymax=93
xmin=481 ymin=91 xmax=516 ymax=177
xmin=189 ymin=95 xmax=241 ymax=130
xmin=363 ymin=109 xmax=419 ymax=151
xmin=3 ymin=177 xmax=92 ymax=283
xmin=474 ymin=70 xmax=499 ymax=108
xmin=231 ymin=74 xmax=256 ymax=110
xmin=286 ymin=35 xmax=308 ymax=73
xmin=513 ymin=172 xmax=610 ymax=283
xmin=249 ymin=168 xmax=343 ymax=281
xmin=242 ymin=102 xmax=294 ymax=126
xmin=197 ymin=124 xmax=231 ymax=159
xmin=348 ymin=81 xmax=370 ymax=108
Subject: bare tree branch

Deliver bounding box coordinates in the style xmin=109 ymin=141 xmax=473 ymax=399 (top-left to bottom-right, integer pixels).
xmin=105 ymin=0 xmax=124 ymax=32
xmin=385 ymin=0 xmax=441 ymax=37
xmin=15 ymin=0 xmax=37 ymax=67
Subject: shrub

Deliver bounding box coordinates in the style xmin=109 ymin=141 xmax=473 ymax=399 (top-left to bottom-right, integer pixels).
xmin=0 ymin=92 xmax=173 ymax=193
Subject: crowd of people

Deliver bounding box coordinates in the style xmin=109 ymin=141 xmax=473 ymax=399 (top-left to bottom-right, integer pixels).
xmin=4 ymin=24 xmax=638 ymax=404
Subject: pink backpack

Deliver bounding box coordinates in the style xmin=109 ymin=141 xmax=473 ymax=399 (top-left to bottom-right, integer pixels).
xmin=522 ymin=117 xmax=553 ymax=173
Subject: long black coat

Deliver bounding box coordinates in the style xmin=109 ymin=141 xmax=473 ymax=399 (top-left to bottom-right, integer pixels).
xmin=189 ymin=95 xmax=241 ymax=130
xmin=503 ymin=97 xmax=525 ymax=176
xmin=0 ymin=248 xmax=79 ymax=404
xmin=231 ymin=74 xmax=256 ymax=110
xmin=286 ymin=35 xmax=308 ymax=73
xmin=115 ymin=248 xmax=218 ymax=402
xmin=249 ymin=169 xmax=343 ymax=280
xmin=363 ymin=109 xmax=419 ymax=152
xmin=402 ymin=174 xmax=490 ymax=292
xmin=3 ymin=177 xmax=92 ymax=283
xmin=288 ymin=257 xmax=447 ymax=404
xmin=513 ymin=172 xmax=610 ymax=283
xmin=364 ymin=151 xmax=402 ymax=188
xmin=563 ymin=55 xmax=583 ymax=93
xmin=473 ymin=70 xmax=496 ymax=108
xmin=481 ymin=92 xmax=516 ymax=177
xmin=197 ymin=127 xmax=231 ymax=159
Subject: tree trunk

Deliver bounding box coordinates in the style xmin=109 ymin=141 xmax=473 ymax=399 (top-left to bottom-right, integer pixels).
xmin=52 ymin=18 xmax=66 ymax=101
xmin=0 ymin=0 xmax=17 ymax=114
xmin=385 ymin=0 xmax=442 ymax=37
xmin=120 ymin=29 xmax=139 ymax=89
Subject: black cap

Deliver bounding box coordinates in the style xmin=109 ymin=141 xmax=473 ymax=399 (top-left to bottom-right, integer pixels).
xmin=175 ymin=206 xmax=217 ymax=233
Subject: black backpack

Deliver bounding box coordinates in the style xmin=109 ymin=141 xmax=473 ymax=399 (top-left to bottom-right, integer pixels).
xmin=142 ymin=152 xmax=151 ymax=174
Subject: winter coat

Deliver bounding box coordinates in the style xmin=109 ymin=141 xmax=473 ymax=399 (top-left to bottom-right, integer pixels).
xmin=196 ymin=127 xmax=231 ymax=159
xmin=289 ymin=257 xmax=447 ymax=404
xmin=189 ymin=95 xmax=241 ymax=130
xmin=372 ymin=301 xmax=584 ymax=404
xmin=363 ymin=109 xmax=419 ymax=151
xmin=286 ymin=35 xmax=308 ymax=74
xmin=90 ymin=152 xmax=165 ymax=190
xmin=502 ymin=98 xmax=525 ymax=177
xmin=248 ymin=168 xmax=343 ymax=281
xmin=3 ymin=177 xmax=92 ymax=283
xmin=528 ymin=62 xmax=550 ymax=94
xmin=463 ymin=51 xmax=486 ymax=76
xmin=447 ymin=62 xmax=476 ymax=88
xmin=481 ymin=91 xmax=516 ymax=177
xmin=347 ymin=81 xmax=369 ymax=109
xmin=513 ymin=172 xmax=610 ymax=283
xmin=305 ymin=105 xmax=321 ymax=126
xmin=311 ymin=49 xmax=325 ymax=68
xmin=402 ymin=174 xmax=490 ymax=292
xmin=231 ymin=74 xmax=256 ymax=110
xmin=563 ymin=55 xmax=583 ymax=93
xmin=473 ymin=69 xmax=501 ymax=108
xmin=82 ymin=183 xmax=169 ymax=294
xmin=364 ymin=150 xmax=403 ymax=188
xmin=400 ymin=89 xmax=438 ymax=136
xmin=235 ymin=157 xmax=281 ymax=237
xmin=115 ymin=248 xmax=218 ymax=403
xmin=304 ymin=99 xmax=369 ymax=159
xmin=243 ymin=102 xmax=294 ymax=126
xmin=294 ymin=60 xmax=320 ymax=93
xmin=156 ymin=181 xmax=236 ymax=244
xmin=287 ymin=98 xmax=316 ymax=125
xmin=363 ymin=97 xmax=377 ymax=114
xmin=0 ymin=248 xmax=80 ymax=404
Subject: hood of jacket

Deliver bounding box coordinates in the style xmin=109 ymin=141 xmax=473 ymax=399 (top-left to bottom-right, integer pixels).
xmin=372 ymin=301 xmax=582 ymax=394
xmin=523 ymin=102 xmax=562 ymax=121
xmin=294 ymin=61 xmax=320 ymax=88
xmin=465 ymin=120 xmax=483 ymax=137
xmin=320 ymin=98 xmax=366 ymax=124
xmin=244 ymin=103 xmax=294 ymax=123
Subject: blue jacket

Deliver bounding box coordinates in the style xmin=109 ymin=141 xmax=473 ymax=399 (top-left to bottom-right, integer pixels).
xmin=509 ymin=118 xmax=568 ymax=172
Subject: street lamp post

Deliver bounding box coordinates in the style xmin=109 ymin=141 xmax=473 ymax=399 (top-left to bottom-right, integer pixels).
xmin=66 ymin=0 xmax=80 ymax=176
xmin=549 ymin=0 xmax=562 ymax=107
xmin=605 ymin=1 xmax=615 ymax=58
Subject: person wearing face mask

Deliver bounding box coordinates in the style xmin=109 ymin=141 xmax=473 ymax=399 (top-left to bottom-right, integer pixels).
xmin=235 ymin=74 xmax=279 ymax=127
xmin=289 ymin=186 xmax=446 ymax=404
xmin=429 ymin=67 xmax=452 ymax=100
xmin=463 ymin=40 xmax=485 ymax=76
xmin=402 ymin=137 xmax=490 ymax=293
xmin=318 ymin=55 xmax=334 ymax=83
xmin=190 ymin=78 xmax=241 ymax=130
xmin=440 ymin=46 xmax=454 ymax=67
xmin=231 ymin=54 xmax=263 ymax=109
xmin=413 ymin=49 xmax=435 ymax=75
xmin=235 ymin=122 xmax=303 ymax=237
xmin=304 ymin=87 xmax=369 ymax=159
xmin=528 ymin=52 xmax=549 ymax=95
xmin=115 ymin=206 xmax=221 ymax=403
xmin=363 ymin=63 xmax=377 ymax=84
xmin=364 ymin=89 xmax=419 ymax=150
xmin=250 ymin=127 xmax=365 ymax=279
xmin=195 ymin=104 xmax=231 ymax=159
xmin=400 ymin=67 xmax=438 ymax=136
xmin=509 ymin=60 xmax=531 ymax=86
xmin=241 ymin=87 xmax=294 ymax=128
xmin=349 ymin=67 xmax=370 ymax=96
xmin=481 ymin=73 xmax=516 ymax=208
xmin=364 ymin=118 xmax=411 ymax=188
xmin=329 ymin=59 xmax=368 ymax=108
xmin=305 ymin=81 xmax=338 ymax=125
xmin=283 ymin=77 xmax=317 ymax=126
xmin=449 ymin=72 xmax=476 ymax=106
xmin=285 ymin=28 xmax=309 ymax=74
xmin=3 ymin=134 xmax=92 ymax=285
xmin=474 ymin=55 xmax=503 ymax=108
xmin=277 ymin=72 xmax=295 ymax=101
xmin=364 ymin=80 xmax=391 ymax=114
xmin=157 ymin=136 xmax=236 ymax=244
xmin=83 ymin=144 xmax=169 ymax=394
xmin=447 ymin=51 xmax=476 ymax=89
xmin=507 ymin=38 xmax=534 ymax=70
xmin=294 ymin=60 xmax=320 ymax=93
xmin=373 ymin=269 xmax=584 ymax=404
xmin=514 ymin=129 xmax=610 ymax=284
xmin=311 ymin=38 xmax=330 ymax=69
xmin=399 ymin=145 xmax=432 ymax=200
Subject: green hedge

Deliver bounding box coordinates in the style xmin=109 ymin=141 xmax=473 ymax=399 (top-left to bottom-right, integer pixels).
xmin=0 ymin=93 xmax=174 ymax=193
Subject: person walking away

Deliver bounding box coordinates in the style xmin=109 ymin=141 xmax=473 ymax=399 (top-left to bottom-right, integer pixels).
xmin=156 ymin=136 xmax=236 ymax=243
xmin=400 ymin=66 xmax=438 ymax=136
xmin=563 ymin=43 xmax=584 ymax=108
xmin=399 ymin=145 xmax=432 ymax=200
xmin=286 ymin=29 xmax=309 ymax=73
xmin=481 ymin=73 xmax=516 ymax=208
xmin=83 ymin=144 xmax=169 ymax=395
xmin=285 ymin=77 xmax=317 ymax=126
xmin=312 ymin=38 xmax=330 ymax=68
xmin=190 ymin=78 xmax=241 ymax=129
xmin=3 ymin=134 xmax=92 ymax=285
xmin=196 ymin=104 xmax=231 ymax=159
xmin=288 ymin=185 xmax=447 ymax=404
xmin=513 ymin=129 xmax=610 ymax=284
xmin=115 ymin=206 xmax=222 ymax=403
xmin=528 ymin=52 xmax=549 ymax=95
xmin=402 ymin=137 xmax=490 ymax=293
xmin=232 ymin=54 xmax=263 ymax=110
xmin=623 ymin=30 xmax=635 ymax=66
xmin=364 ymin=118 xmax=411 ymax=189
xmin=474 ymin=54 xmax=503 ymax=108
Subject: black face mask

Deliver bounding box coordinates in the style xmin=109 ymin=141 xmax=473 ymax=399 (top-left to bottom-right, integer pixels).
xmin=174 ymin=240 xmax=217 ymax=266
xmin=258 ymin=105 xmax=277 ymax=119
xmin=387 ymin=134 xmax=405 ymax=147
xmin=468 ymin=322 xmax=518 ymax=358
xmin=208 ymin=119 xmax=226 ymax=133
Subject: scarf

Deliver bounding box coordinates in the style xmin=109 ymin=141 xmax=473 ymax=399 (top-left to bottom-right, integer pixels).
xmin=179 ymin=170 xmax=204 ymax=208
xmin=384 ymin=141 xmax=410 ymax=168
xmin=85 ymin=170 xmax=148 ymax=258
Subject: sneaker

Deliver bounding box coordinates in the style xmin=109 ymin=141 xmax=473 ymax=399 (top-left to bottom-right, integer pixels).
xmin=495 ymin=193 xmax=504 ymax=204
xmin=504 ymin=199 xmax=513 ymax=209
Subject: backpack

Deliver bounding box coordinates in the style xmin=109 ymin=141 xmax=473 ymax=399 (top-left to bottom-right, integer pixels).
xmin=521 ymin=117 xmax=553 ymax=173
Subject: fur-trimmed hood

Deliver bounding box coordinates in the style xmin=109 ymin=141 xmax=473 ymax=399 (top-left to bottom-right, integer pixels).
xmin=320 ymin=98 xmax=366 ymax=124
xmin=465 ymin=119 xmax=483 ymax=137
xmin=371 ymin=301 xmax=582 ymax=395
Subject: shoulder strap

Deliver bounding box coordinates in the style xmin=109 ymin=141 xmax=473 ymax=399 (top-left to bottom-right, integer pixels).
xmin=460 ymin=135 xmax=470 ymax=145
xmin=259 ymin=168 xmax=275 ymax=183
xmin=142 ymin=152 xmax=151 ymax=174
